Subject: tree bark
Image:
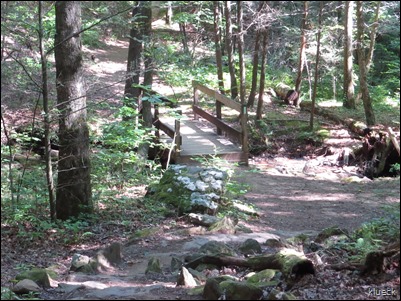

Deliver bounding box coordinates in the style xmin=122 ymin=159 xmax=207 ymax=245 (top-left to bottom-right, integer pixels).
xmin=366 ymin=1 xmax=381 ymax=73
xmin=124 ymin=3 xmax=144 ymax=109
xmin=185 ymin=248 xmax=315 ymax=280
xmin=237 ymin=1 xmax=246 ymax=105
xmin=214 ymin=1 xmax=225 ymax=94
xmin=224 ymin=1 xmax=238 ymax=99
xmin=295 ymin=1 xmax=309 ymax=96
xmin=256 ymin=31 xmax=268 ymax=121
xmin=310 ymin=1 xmax=323 ymax=129
xmin=165 ymin=1 xmax=173 ymax=25
xmin=39 ymin=1 xmax=56 ymax=221
xmin=139 ymin=2 xmax=153 ymax=159
xmin=247 ymin=30 xmax=260 ymax=108
xmin=55 ymin=1 xmax=92 ymax=220
xmin=356 ymin=1 xmax=376 ymax=126
xmin=343 ymin=1 xmax=356 ymax=109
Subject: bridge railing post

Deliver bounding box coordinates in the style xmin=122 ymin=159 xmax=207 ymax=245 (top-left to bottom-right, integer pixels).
xmin=193 ymin=81 xmax=199 ymax=120
xmin=174 ymin=110 xmax=182 ymax=162
xmin=215 ymin=91 xmax=222 ymax=135
xmin=241 ymin=104 xmax=249 ymax=166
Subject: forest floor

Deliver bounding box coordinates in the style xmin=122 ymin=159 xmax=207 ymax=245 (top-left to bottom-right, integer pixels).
xmin=1 ymin=38 xmax=400 ymax=300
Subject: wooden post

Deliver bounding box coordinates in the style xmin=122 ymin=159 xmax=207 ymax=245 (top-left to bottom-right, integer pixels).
xmin=174 ymin=110 xmax=182 ymax=162
xmin=216 ymin=91 xmax=222 ymax=135
xmin=241 ymin=104 xmax=249 ymax=166
xmin=193 ymin=81 xmax=199 ymax=120
xmin=154 ymin=104 xmax=160 ymax=139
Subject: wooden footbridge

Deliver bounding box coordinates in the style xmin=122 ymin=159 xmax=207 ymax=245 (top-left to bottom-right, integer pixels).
xmin=153 ymin=81 xmax=249 ymax=165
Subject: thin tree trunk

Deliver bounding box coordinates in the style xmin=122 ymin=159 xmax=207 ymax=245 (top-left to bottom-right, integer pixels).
xmin=224 ymin=1 xmax=238 ymax=99
xmin=247 ymin=30 xmax=260 ymax=108
xmin=366 ymin=1 xmax=381 ymax=73
xmin=343 ymin=1 xmax=355 ymax=109
xmin=124 ymin=3 xmax=144 ymax=109
xmin=55 ymin=1 xmax=92 ymax=220
xmin=356 ymin=1 xmax=376 ymax=126
xmin=237 ymin=1 xmax=246 ymax=105
xmin=214 ymin=1 xmax=224 ymax=94
xmin=39 ymin=1 xmax=56 ymax=221
xmin=295 ymin=1 xmax=309 ymax=94
xmin=256 ymin=31 xmax=268 ymax=121
xmin=165 ymin=1 xmax=172 ymax=25
xmin=139 ymin=2 xmax=153 ymax=159
xmin=310 ymin=1 xmax=323 ymax=129
xmin=179 ymin=22 xmax=189 ymax=55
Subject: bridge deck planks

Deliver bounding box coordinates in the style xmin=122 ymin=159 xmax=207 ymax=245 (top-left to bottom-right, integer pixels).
xmin=159 ymin=117 xmax=245 ymax=163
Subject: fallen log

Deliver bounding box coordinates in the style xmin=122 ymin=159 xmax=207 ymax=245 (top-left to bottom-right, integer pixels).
xmin=185 ymin=248 xmax=314 ymax=280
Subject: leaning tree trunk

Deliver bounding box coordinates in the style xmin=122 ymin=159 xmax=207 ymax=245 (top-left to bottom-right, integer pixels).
xmin=356 ymin=1 xmax=375 ymax=126
xmin=214 ymin=1 xmax=225 ymax=94
xmin=295 ymin=1 xmax=309 ymax=96
xmin=224 ymin=0 xmax=238 ymax=99
xmin=343 ymin=1 xmax=356 ymax=109
xmin=55 ymin=1 xmax=92 ymax=220
xmin=256 ymin=31 xmax=268 ymax=121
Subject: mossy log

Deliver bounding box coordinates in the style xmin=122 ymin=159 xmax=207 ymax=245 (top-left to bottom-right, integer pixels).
xmin=185 ymin=248 xmax=314 ymax=279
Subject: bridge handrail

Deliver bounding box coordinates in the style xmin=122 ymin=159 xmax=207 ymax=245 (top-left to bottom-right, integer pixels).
xmin=192 ymin=80 xmax=248 ymax=165
xmin=153 ymin=106 xmax=181 ymax=162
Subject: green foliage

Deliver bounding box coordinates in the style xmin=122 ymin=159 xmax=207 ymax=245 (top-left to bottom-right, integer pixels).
xmin=346 ymin=203 xmax=400 ymax=261
xmin=91 ymin=106 xmax=164 ymax=191
xmin=297 ymin=127 xmax=330 ymax=143
xmin=82 ymin=29 xmax=103 ymax=48
xmin=389 ymin=163 xmax=400 ymax=175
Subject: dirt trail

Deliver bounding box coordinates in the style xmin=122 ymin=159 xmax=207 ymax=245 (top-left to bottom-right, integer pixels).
xmin=83 ymin=37 xmax=399 ymax=246
xmin=44 ymin=39 xmax=400 ymax=300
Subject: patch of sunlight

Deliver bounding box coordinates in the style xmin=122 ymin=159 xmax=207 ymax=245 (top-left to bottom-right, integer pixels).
xmin=318 ymin=99 xmax=343 ymax=107
xmin=384 ymin=96 xmax=400 ymax=108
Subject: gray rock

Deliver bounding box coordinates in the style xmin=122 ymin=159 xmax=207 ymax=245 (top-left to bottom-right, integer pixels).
xmin=220 ymin=280 xmax=263 ymax=300
xmin=239 ymin=238 xmax=262 ymax=256
xmin=12 ymin=279 xmax=41 ymax=294
xmin=15 ymin=268 xmax=51 ymax=288
xmin=96 ymin=242 xmax=122 ymax=272
xmin=199 ymin=241 xmax=236 ymax=256
xmin=145 ymin=257 xmax=162 ymax=274
xmin=176 ymin=267 xmax=197 ymax=287
xmin=188 ymin=213 xmax=219 ymax=227
xmin=170 ymin=257 xmax=183 ymax=271
xmin=71 ymin=254 xmax=91 ymax=270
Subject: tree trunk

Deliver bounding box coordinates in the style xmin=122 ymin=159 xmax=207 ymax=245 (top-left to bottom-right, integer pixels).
xmin=256 ymin=31 xmax=268 ymax=121
xmin=165 ymin=1 xmax=172 ymax=25
xmin=366 ymin=1 xmax=381 ymax=73
xmin=247 ymin=30 xmax=260 ymax=108
xmin=343 ymin=1 xmax=355 ymax=109
xmin=138 ymin=2 xmax=153 ymax=159
xmin=214 ymin=1 xmax=225 ymax=94
xmin=310 ymin=1 xmax=323 ymax=129
xmin=124 ymin=3 xmax=144 ymax=109
xmin=55 ymin=1 xmax=92 ymax=220
xmin=237 ymin=1 xmax=246 ymax=105
xmin=224 ymin=1 xmax=238 ymax=99
xmin=39 ymin=1 xmax=56 ymax=221
xmin=356 ymin=1 xmax=376 ymax=126
xmin=295 ymin=1 xmax=309 ymax=95
xmin=179 ymin=22 xmax=189 ymax=55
